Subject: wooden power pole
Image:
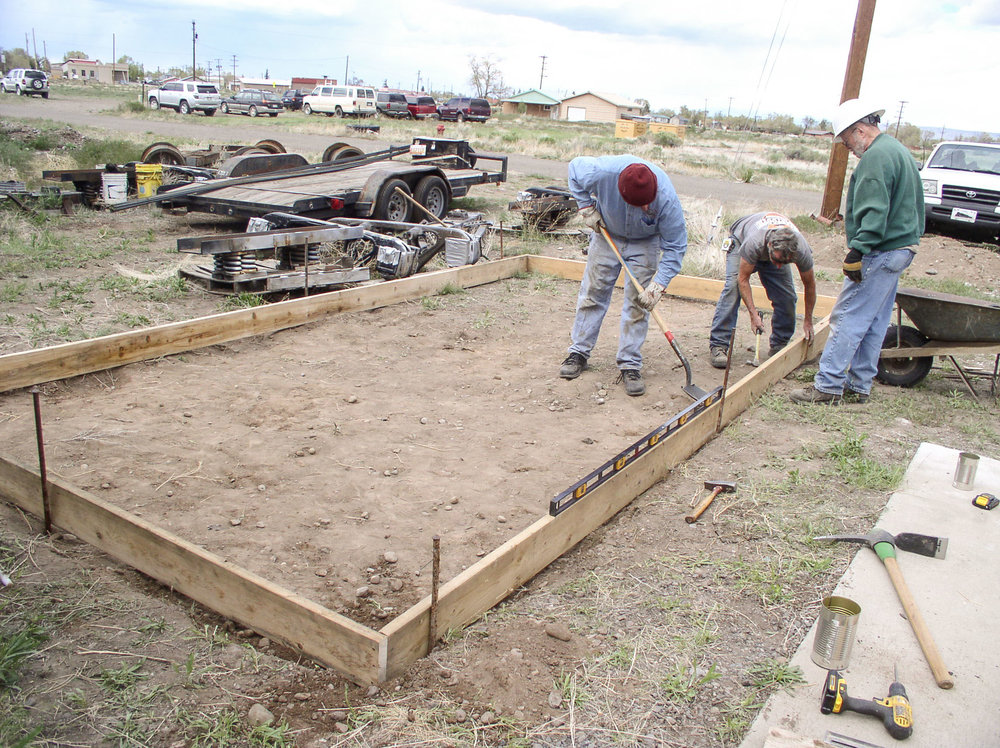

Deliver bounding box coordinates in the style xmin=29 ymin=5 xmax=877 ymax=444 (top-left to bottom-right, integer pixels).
xmin=819 ymin=0 xmax=877 ymax=222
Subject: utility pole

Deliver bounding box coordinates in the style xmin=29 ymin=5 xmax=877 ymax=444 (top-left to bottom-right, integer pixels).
xmin=728 ymin=96 xmax=734 ymax=118
xmin=894 ymin=100 xmax=907 ymax=137
xmin=31 ymin=29 xmax=39 ymax=71
xmin=231 ymin=55 xmax=237 ymax=85
xmin=42 ymin=41 xmax=48 ymax=72
xmin=344 ymin=55 xmax=349 ymax=86
xmin=819 ymin=0 xmax=877 ymax=222
xmin=25 ymin=33 xmax=33 ymax=68
xmin=191 ymin=20 xmax=197 ymax=79
xmin=539 ymin=55 xmax=547 ymax=89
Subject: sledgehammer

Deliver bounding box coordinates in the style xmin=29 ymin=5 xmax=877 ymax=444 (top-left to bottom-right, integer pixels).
xmin=685 ymin=480 xmax=736 ymax=524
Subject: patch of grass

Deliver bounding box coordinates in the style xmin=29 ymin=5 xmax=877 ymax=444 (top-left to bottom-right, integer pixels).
xmin=660 ymin=661 xmax=720 ymax=703
xmin=0 ymin=625 xmax=48 ymax=687
xmin=472 ymin=310 xmax=493 ymax=329
xmin=555 ymin=670 xmax=589 ymax=708
xmin=421 ymin=296 xmax=442 ymax=310
xmin=118 ymin=100 xmax=147 ymax=114
xmin=746 ymin=658 xmax=805 ymax=693
xmin=826 ymin=430 xmax=903 ymax=490
xmin=0 ymin=281 xmax=27 ymax=304
xmin=72 ymin=139 xmax=144 ymax=169
xmin=218 ymin=292 xmax=268 ymax=311
xmin=899 ymin=273 xmax=996 ymax=301
xmin=98 ymin=660 xmax=148 ymax=692
xmin=0 ymin=136 xmax=35 ymax=177
xmin=437 ymin=282 xmax=465 ymax=296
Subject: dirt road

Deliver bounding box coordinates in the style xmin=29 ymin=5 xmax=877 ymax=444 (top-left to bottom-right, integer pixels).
xmin=0 ymin=91 xmax=823 ymax=215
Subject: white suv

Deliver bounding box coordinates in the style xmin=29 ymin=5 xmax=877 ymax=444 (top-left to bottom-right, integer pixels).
xmin=148 ymin=79 xmax=221 ymax=116
xmin=302 ymin=85 xmax=377 ymax=117
xmin=921 ymin=141 xmax=1000 ymax=235
xmin=1 ymin=68 xmax=49 ymax=98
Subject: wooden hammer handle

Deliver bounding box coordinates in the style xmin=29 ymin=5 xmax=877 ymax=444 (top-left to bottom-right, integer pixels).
xmin=883 ymin=555 xmax=954 ymax=689
xmin=685 ymin=486 xmax=722 ymax=524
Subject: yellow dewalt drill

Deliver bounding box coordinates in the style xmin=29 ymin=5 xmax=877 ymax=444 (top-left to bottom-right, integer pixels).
xmin=820 ymin=666 xmax=913 ymax=740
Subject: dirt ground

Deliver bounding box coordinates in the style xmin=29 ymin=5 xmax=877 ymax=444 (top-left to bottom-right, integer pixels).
xmin=2 ymin=122 xmax=1000 ymax=746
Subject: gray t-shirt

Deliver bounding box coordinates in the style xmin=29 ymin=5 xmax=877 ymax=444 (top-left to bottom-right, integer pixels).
xmin=729 ymin=212 xmax=813 ymax=272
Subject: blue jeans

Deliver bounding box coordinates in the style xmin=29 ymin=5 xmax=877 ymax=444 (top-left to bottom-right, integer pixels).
xmin=568 ymin=231 xmax=658 ymax=370
xmin=708 ymin=245 xmax=798 ymax=352
xmin=815 ymin=247 xmax=915 ymax=395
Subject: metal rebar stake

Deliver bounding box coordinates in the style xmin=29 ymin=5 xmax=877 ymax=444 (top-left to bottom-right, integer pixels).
xmin=428 ymin=535 xmax=441 ymax=653
xmin=30 ymin=386 xmax=53 ymax=533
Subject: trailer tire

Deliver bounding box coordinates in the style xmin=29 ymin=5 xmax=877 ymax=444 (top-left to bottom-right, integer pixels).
xmin=141 ymin=142 xmax=185 ymax=165
xmin=321 ymin=144 xmax=364 ymax=163
xmin=876 ymin=325 xmax=933 ymax=387
xmin=414 ymin=175 xmax=449 ymax=219
xmin=375 ymin=179 xmax=413 ymax=222
xmin=303 ymin=103 xmax=313 ymax=115
xmin=254 ymin=139 xmax=286 ymax=154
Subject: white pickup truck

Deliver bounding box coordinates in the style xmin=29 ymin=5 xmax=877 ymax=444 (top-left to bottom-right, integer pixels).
xmin=147 ymin=79 xmax=221 ymax=116
xmin=921 ymin=140 xmax=1000 ymax=236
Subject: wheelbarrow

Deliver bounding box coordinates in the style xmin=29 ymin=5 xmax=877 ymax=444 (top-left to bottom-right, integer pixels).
xmin=877 ymin=287 xmax=1000 ymax=399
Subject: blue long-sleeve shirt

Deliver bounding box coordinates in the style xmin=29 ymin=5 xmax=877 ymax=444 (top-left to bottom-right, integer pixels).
xmin=568 ymin=155 xmax=687 ymax=287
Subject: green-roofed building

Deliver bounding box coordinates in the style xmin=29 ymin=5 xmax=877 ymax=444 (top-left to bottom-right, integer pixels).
xmin=501 ymin=89 xmax=561 ymax=118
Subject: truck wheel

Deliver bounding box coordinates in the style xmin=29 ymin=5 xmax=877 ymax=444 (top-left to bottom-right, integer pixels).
xmin=221 ymin=102 xmax=229 ymax=114
xmin=457 ymin=112 xmax=465 ymax=123
xmin=876 ymin=325 xmax=933 ymax=387
xmin=335 ymin=106 xmax=345 ymax=118
xmin=303 ymin=103 xmax=313 ymax=115
xmin=179 ymin=100 xmax=191 ymax=115
xmin=375 ymin=179 xmax=413 ymax=222
xmin=249 ymin=105 xmax=259 ymax=117
xmin=414 ymin=175 xmax=449 ymax=219
xmin=149 ymin=97 xmax=160 ymax=110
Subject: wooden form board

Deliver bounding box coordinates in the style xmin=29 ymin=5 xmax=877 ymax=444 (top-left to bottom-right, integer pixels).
xmin=0 ymin=255 xmax=836 ymax=684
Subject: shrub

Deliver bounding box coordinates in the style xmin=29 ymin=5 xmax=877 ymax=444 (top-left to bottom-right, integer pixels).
xmin=119 ymin=100 xmax=146 ymax=114
xmin=653 ymin=132 xmax=681 ymax=148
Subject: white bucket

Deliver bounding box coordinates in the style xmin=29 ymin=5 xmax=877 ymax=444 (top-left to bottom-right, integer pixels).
xmin=101 ymin=173 xmax=128 ymax=204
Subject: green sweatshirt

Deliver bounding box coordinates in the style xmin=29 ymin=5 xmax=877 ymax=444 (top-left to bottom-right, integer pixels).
xmin=845 ymin=133 xmax=925 ymax=255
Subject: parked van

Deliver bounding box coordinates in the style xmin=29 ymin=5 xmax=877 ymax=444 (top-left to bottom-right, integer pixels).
xmin=303 ymin=85 xmax=377 ymax=117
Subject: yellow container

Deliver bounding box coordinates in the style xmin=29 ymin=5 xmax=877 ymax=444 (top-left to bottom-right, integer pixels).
xmin=614 ymin=119 xmax=648 ymax=139
xmin=649 ymin=122 xmax=686 ymax=138
xmin=135 ymin=163 xmax=163 ymax=198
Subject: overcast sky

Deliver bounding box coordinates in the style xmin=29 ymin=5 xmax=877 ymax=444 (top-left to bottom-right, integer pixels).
xmin=2 ymin=0 xmax=997 ymax=134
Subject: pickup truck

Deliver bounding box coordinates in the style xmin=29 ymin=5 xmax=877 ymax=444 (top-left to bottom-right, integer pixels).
xmin=148 ymin=79 xmax=221 ymax=116
xmin=921 ymin=140 xmax=1000 ymax=236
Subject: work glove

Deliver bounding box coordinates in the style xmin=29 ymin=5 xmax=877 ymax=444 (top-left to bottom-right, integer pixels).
xmin=578 ymin=205 xmax=603 ymax=232
xmin=637 ymin=281 xmax=666 ymax=311
xmin=842 ymin=248 xmax=863 ymax=283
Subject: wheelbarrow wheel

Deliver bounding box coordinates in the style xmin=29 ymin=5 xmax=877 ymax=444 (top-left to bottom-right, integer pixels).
xmin=876 ymin=324 xmax=933 ymax=387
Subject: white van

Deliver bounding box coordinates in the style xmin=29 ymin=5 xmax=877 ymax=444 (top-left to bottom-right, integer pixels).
xmin=302 ymin=85 xmax=377 ymax=117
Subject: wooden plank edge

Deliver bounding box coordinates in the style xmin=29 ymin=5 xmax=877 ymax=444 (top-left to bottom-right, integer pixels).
xmin=0 ymin=256 xmax=529 ymax=394
xmin=380 ymin=315 xmax=833 ymax=680
xmin=524 ymin=256 xmax=836 ymax=316
xmin=0 ymin=455 xmax=385 ymax=685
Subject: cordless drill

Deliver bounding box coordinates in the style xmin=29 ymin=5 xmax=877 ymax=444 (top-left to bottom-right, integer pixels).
xmin=820 ymin=667 xmax=913 ymax=740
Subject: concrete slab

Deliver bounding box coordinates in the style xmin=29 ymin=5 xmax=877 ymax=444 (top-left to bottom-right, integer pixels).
xmin=740 ymin=442 xmax=999 ymax=748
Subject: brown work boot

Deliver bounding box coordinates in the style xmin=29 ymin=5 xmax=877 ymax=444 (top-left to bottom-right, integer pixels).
xmin=710 ymin=347 xmax=728 ymax=369
xmin=789 ymin=387 xmax=842 ymax=405
xmin=616 ymin=369 xmax=645 ymax=396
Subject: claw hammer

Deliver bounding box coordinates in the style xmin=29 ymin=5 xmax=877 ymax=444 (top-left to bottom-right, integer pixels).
xmin=686 ymin=480 xmax=736 ymax=523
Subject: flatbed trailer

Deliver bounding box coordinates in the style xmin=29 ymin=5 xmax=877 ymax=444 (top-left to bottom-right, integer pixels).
xmin=109 ymin=138 xmax=507 ymax=222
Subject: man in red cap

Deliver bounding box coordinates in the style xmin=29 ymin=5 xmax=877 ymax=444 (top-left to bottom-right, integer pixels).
xmin=560 ymin=156 xmax=688 ymax=396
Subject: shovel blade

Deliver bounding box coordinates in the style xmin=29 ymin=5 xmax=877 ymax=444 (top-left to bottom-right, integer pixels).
xmin=683 ymin=384 xmax=709 ymax=401
xmin=895 ymin=532 xmax=948 ymax=559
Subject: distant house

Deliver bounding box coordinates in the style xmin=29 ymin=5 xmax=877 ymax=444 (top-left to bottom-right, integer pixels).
xmin=59 ymin=58 xmax=129 ymax=84
xmin=501 ymin=89 xmax=561 ymax=118
xmin=292 ymin=77 xmax=337 ymax=92
xmin=235 ymin=77 xmax=290 ymax=92
xmin=558 ymin=91 xmax=644 ymax=123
